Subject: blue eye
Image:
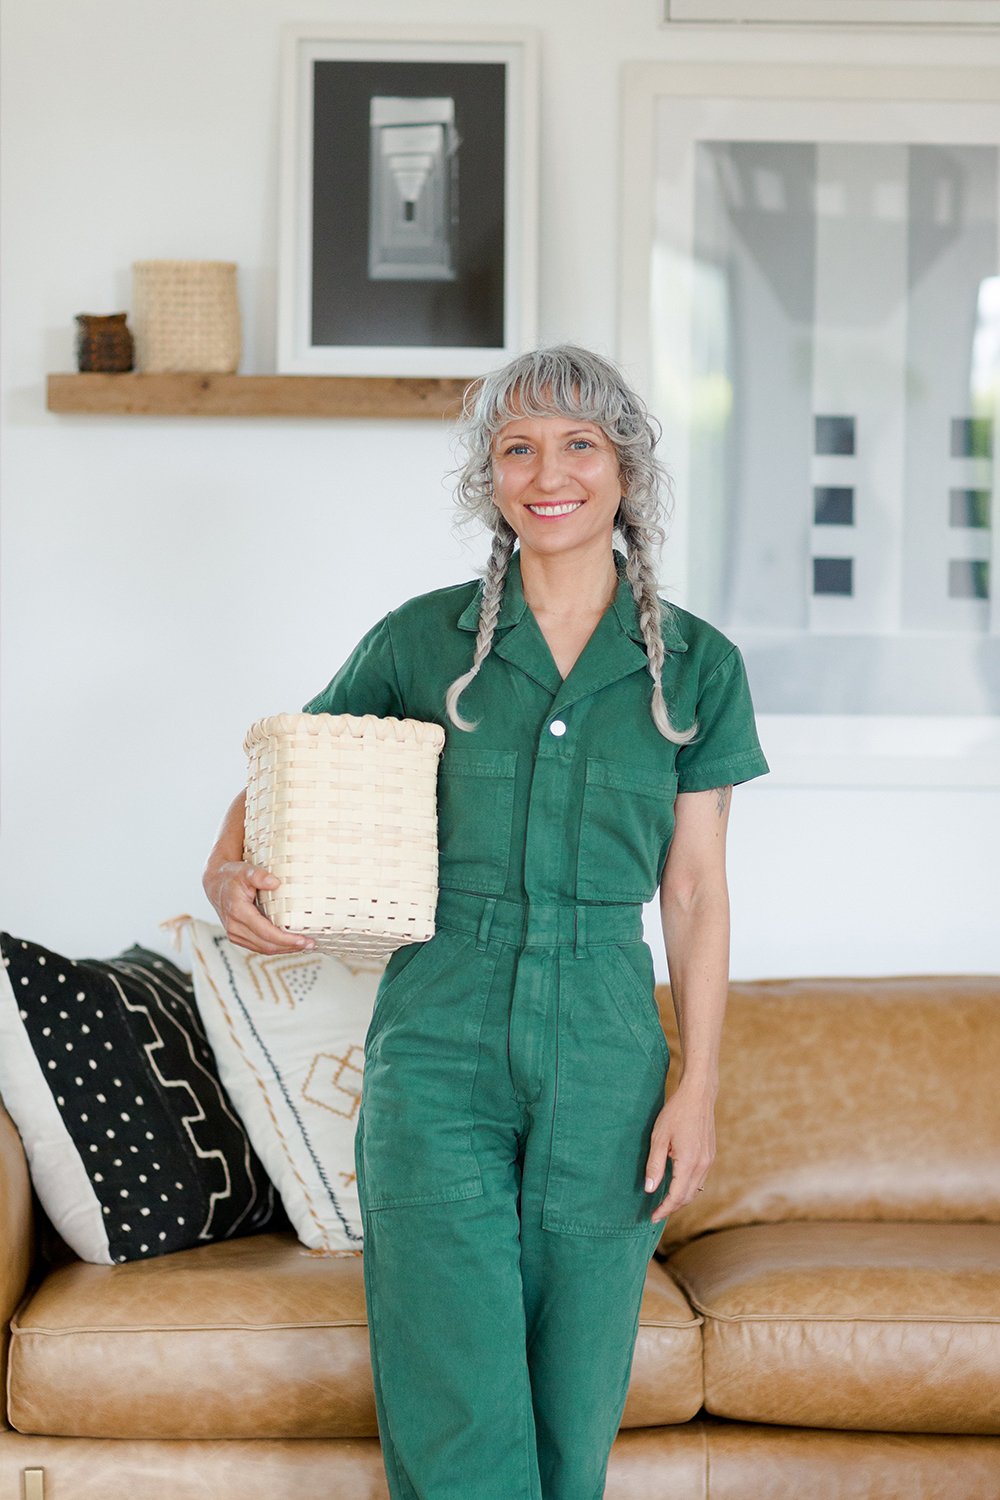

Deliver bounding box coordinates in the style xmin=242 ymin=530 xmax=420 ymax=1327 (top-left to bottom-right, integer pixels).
xmin=570 ymin=440 xmax=592 ymax=450
xmin=506 ymin=444 xmax=531 ymax=455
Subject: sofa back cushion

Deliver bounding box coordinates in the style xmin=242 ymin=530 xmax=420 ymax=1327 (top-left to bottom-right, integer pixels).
xmin=656 ymin=976 xmax=1000 ymax=1253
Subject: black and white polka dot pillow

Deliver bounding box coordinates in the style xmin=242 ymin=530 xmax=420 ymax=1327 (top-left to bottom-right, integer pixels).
xmin=0 ymin=934 xmax=285 ymax=1264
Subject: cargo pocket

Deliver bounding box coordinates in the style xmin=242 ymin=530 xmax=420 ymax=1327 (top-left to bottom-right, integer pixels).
xmin=437 ymin=747 xmax=517 ymax=897
xmin=359 ymin=930 xmax=492 ymax=1210
xmin=576 ymin=760 xmax=677 ymax=903
xmin=542 ymin=946 xmax=670 ymax=1237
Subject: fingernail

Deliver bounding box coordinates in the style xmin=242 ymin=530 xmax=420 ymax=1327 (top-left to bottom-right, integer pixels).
xmin=644 ymin=1177 xmax=655 ymax=1192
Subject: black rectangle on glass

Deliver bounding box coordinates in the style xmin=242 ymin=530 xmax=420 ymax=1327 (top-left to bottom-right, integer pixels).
xmin=814 ymin=416 xmax=855 ymax=455
xmin=813 ymin=486 xmax=854 ymax=525
xmin=948 ymin=559 xmax=990 ymax=599
xmin=949 ymin=488 xmax=992 ymax=528
xmin=812 ymin=557 xmax=853 ymax=595
xmin=950 ymin=418 xmax=993 ymax=459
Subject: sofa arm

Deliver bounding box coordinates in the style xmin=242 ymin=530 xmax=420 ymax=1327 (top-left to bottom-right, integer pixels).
xmin=0 ymin=1099 xmax=34 ymax=1428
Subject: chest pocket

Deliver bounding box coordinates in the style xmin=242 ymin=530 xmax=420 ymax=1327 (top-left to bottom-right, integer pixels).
xmin=576 ymin=758 xmax=677 ymax=903
xmin=437 ymin=747 xmax=517 ymax=897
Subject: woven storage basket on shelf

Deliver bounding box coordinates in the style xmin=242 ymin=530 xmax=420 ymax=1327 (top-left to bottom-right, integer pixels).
xmin=132 ymin=260 xmax=241 ymax=373
xmin=244 ymin=713 xmax=445 ymax=967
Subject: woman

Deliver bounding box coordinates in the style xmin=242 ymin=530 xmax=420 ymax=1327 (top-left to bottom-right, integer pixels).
xmin=204 ymin=346 xmax=768 ymax=1500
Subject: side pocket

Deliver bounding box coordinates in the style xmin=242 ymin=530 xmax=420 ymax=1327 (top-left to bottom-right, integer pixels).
xmin=606 ymin=945 xmax=671 ymax=1069
xmin=437 ymin=747 xmax=517 ymax=897
xmin=542 ymin=948 xmax=670 ymax=1238
xmin=360 ymin=930 xmax=493 ymax=1210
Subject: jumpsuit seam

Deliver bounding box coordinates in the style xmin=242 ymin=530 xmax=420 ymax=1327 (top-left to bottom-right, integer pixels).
xmin=383 ymin=612 xmax=407 ymax=714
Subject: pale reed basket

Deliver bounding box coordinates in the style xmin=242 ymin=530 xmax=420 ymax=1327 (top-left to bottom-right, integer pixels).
xmin=132 ymin=260 xmax=241 ymax=373
xmin=243 ymin=714 xmax=446 ymax=967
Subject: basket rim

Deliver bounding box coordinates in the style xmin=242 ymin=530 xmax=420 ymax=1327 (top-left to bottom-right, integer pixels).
xmin=132 ymin=259 xmax=238 ymax=272
xmin=243 ymin=712 xmax=446 ymax=755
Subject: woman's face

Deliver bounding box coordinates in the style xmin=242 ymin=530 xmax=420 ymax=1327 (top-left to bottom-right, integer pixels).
xmin=490 ymin=412 xmax=622 ymax=558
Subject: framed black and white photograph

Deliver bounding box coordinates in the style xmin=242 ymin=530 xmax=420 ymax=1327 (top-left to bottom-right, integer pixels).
xmin=278 ymin=25 xmax=538 ymax=376
xmin=621 ymin=61 xmax=1000 ymax=789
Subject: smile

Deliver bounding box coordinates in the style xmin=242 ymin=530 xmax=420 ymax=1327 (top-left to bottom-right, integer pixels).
xmin=525 ymin=502 xmax=583 ymax=517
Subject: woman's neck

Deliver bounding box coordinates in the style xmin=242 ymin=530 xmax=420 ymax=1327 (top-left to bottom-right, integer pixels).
xmin=518 ymin=535 xmax=619 ymax=680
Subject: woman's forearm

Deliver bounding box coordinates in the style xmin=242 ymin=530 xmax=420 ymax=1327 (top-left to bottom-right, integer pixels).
xmin=645 ymin=788 xmax=732 ymax=1221
xmin=202 ymin=790 xmax=248 ymax=902
xmin=660 ymin=875 xmax=730 ymax=1096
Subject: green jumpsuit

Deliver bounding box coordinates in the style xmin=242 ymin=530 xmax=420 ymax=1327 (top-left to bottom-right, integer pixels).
xmin=305 ymin=552 xmax=768 ymax=1500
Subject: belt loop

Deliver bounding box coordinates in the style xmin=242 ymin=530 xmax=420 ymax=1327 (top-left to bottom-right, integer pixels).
xmin=574 ymin=905 xmax=588 ymax=958
xmin=476 ymin=898 xmax=497 ymax=952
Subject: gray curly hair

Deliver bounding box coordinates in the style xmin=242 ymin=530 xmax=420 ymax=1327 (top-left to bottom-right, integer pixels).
xmin=446 ymin=344 xmax=695 ymax=744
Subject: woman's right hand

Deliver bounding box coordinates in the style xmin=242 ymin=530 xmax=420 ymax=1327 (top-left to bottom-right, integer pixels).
xmin=206 ymin=861 xmax=316 ymax=955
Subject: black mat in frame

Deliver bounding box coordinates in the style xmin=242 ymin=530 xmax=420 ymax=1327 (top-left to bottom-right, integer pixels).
xmin=311 ymin=60 xmax=506 ymax=350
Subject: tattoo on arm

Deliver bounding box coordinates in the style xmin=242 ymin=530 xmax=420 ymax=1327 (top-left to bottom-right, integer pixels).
xmin=716 ymin=785 xmax=732 ymax=817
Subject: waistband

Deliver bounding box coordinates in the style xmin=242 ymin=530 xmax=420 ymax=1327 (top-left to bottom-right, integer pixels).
xmin=435 ymin=890 xmax=644 ymax=952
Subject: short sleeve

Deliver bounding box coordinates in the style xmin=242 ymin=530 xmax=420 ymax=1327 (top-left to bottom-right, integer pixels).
xmin=302 ymin=615 xmax=405 ymax=719
xmin=674 ymin=646 xmax=769 ymax=793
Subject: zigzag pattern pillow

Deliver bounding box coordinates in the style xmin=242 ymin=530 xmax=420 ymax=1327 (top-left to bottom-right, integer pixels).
xmin=184 ymin=918 xmax=379 ymax=1253
xmin=0 ymin=935 xmax=285 ymax=1263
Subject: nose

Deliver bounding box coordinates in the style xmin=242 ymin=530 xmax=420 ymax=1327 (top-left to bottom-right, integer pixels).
xmin=533 ymin=444 xmax=571 ymax=494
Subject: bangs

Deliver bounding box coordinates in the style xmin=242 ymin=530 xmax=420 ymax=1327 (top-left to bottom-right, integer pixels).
xmin=468 ymin=347 xmax=647 ymax=445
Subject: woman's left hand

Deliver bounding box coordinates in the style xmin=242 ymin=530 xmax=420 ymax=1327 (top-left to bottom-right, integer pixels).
xmin=644 ymin=1083 xmax=716 ymax=1224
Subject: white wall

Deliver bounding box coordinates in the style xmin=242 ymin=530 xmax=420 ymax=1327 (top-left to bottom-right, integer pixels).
xmin=2 ymin=0 xmax=998 ymax=978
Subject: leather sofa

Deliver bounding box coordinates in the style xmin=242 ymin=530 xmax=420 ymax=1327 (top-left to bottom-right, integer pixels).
xmin=2 ymin=974 xmax=998 ymax=1499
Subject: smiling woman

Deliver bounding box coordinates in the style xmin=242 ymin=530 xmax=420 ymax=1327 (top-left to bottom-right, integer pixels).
xmin=446 ymin=346 xmax=697 ymax=739
xmin=202 ymin=344 xmax=769 ymax=1500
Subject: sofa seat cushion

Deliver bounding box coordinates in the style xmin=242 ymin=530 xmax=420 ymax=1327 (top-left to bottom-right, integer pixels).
xmin=9 ymin=1233 xmax=703 ymax=1440
xmin=9 ymin=1233 xmax=376 ymax=1440
xmin=668 ymin=1221 xmax=1000 ymax=1434
xmin=622 ymin=1259 xmax=704 ymax=1427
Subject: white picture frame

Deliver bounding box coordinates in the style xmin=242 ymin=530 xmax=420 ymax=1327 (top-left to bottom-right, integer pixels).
xmin=664 ymin=0 xmax=1000 ymax=23
xmin=278 ymin=24 xmax=539 ymax=377
xmin=620 ymin=61 xmax=1000 ymax=788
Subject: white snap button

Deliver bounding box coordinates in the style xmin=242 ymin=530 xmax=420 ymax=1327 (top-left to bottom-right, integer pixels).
xmin=549 ymin=720 xmax=567 ymax=737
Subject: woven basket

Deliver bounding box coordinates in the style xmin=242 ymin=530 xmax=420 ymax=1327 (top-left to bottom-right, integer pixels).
xmin=132 ymin=260 xmax=241 ymax=373
xmin=243 ymin=713 xmax=445 ymax=967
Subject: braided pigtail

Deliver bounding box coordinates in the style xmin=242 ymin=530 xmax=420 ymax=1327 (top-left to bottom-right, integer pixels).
xmin=445 ymin=521 xmax=517 ymax=732
xmin=620 ymin=519 xmax=696 ymax=745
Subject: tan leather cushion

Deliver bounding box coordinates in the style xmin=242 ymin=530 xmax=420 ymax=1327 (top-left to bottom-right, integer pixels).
xmin=704 ymin=1421 xmax=1000 ymax=1500
xmin=3 ymin=1425 xmax=998 ymax=1500
xmin=622 ymin=1260 xmax=704 ymax=1427
xmin=9 ymin=1234 xmax=375 ymax=1440
xmin=0 ymin=1433 xmax=391 ymax=1500
xmin=669 ymin=1222 xmax=1000 ymax=1434
xmin=0 ymin=1098 xmax=33 ymax=1428
xmin=9 ymin=1233 xmax=702 ymax=1439
xmin=656 ymin=977 xmax=1000 ymax=1253
xmin=0 ymin=1429 xmax=710 ymax=1500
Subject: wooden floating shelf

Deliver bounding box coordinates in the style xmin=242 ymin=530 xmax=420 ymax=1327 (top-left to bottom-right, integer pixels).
xmin=46 ymin=372 xmax=474 ymax=420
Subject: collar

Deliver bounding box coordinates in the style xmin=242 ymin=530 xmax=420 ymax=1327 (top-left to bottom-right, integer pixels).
xmin=457 ymin=549 xmax=689 ymax=655
xmin=609 ymin=551 xmax=689 ymax=654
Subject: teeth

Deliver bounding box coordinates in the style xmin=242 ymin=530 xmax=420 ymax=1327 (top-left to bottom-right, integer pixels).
xmin=527 ymin=502 xmax=583 ymax=516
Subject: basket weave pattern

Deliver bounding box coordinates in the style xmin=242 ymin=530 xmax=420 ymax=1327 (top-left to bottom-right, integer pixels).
xmin=132 ymin=260 xmax=241 ymax=373
xmin=244 ymin=713 xmax=445 ymax=965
